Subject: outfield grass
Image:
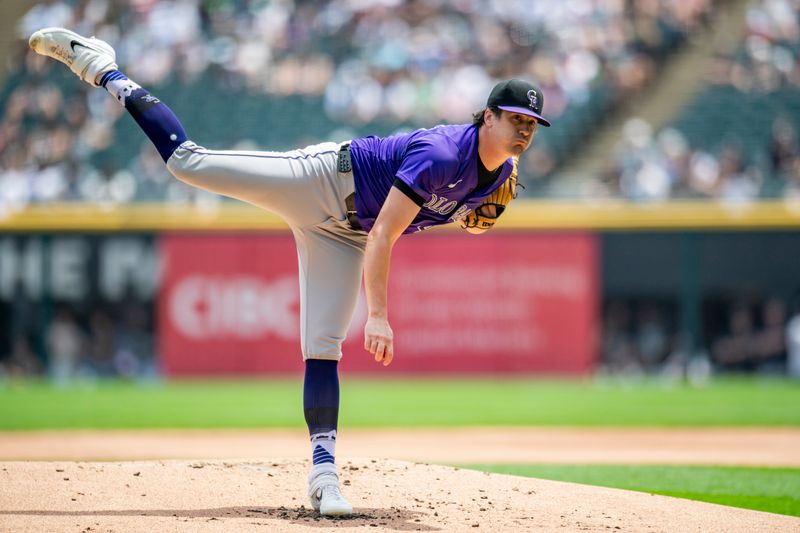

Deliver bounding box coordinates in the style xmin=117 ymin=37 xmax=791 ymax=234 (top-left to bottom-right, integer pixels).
xmin=463 ymin=464 xmax=800 ymax=517
xmin=0 ymin=377 xmax=798 ymax=429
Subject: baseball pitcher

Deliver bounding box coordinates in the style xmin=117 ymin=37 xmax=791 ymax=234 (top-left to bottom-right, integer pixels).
xmin=29 ymin=27 xmax=551 ymax=516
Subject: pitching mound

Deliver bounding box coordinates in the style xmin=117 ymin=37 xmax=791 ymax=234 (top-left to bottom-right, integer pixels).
xmin=1 ymin=459 xmax=796 ymax=532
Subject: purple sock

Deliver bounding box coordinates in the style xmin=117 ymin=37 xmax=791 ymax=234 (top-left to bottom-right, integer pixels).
xmin=304 ymin=359 xmax=339 ymax=465
xmin=100 ymin=70 xmax=188 ymax=163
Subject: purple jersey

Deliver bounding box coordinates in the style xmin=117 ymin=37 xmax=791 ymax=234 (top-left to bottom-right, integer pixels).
xmin=349 ymin=124 xmax=514 ymax=234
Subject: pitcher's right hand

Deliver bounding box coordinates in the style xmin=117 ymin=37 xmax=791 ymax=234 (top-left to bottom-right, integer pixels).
xmin=364 ymin=316 xmax=394 ymax=366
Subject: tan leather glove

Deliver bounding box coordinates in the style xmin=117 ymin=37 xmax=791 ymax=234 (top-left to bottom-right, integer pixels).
xmin=460 ymin=157 xmax=519 ymax=234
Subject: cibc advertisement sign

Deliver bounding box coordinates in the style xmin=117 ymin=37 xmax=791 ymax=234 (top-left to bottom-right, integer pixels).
xmin=159 ymin=233 xmax=598 ymax=375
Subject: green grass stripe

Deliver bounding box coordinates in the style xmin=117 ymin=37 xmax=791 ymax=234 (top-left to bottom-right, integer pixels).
xmin=462 ymin=464 xmax=800 ymax=517
xmin=0 ymin=377 xmax=798 ymax=429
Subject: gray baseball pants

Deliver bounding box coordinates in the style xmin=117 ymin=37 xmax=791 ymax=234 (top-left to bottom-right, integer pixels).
xmin=166 ymin=140 xmax=367 ymax=361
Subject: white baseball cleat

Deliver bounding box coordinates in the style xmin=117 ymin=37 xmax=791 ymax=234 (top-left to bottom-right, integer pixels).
xmin=28 ymin=27 xmax=117 ymax=87
xmin=308 ymin=465 xmax=353 ymax=516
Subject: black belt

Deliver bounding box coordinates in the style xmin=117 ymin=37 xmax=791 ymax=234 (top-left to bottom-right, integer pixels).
xmin=338 ymin=143 xmax=362 ymax=231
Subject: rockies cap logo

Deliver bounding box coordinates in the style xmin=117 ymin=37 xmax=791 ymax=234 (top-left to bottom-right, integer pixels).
xmin=527 ymin=89 xmax=538 ymax=110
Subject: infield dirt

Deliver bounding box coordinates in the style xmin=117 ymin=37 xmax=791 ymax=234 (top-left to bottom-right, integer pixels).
xmin=0 ymin=429 xmax=800 ymax=533
xmin=1 ymin=457 xmax=798 ymax=533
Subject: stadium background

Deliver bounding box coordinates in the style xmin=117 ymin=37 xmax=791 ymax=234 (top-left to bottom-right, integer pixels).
xmin=1 ymin=0 xmax=799 ymax=526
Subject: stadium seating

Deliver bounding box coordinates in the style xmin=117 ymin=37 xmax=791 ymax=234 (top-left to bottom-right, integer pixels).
xmin=1 ymin=0 xmax=717 ymax=205
xmin=609 ymin=0 xmax=800 ymax=201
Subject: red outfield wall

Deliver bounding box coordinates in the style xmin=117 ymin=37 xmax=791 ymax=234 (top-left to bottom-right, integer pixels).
xmin=159 ymin=233 xmax=598 ymax=375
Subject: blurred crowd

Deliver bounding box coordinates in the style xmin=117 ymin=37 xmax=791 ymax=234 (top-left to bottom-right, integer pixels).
xmin=595 ymin=115 xmax=800 ymax=201
xmin=596 ymin=0 xmax=800 ymax=202
xmin=0 ymin=303 xmax=157 ymax=381
xmin=600 ymin=294 xmax=800 ymax=379
xmin=714 ymin=0 xmax=800 ymax=93
xmin=1 ymin=0 xmax=719 ymax=208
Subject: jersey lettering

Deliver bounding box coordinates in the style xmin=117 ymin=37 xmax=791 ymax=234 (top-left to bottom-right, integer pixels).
xmin=423 ymin=195 xmax=447 ymax=211
xmin=423 ymin=194 xmax=458 ymax=215
xmin=450 ymin=204 xmax=471 ymax=221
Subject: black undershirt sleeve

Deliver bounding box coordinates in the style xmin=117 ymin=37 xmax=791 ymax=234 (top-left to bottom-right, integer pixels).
xmin=392 ymin=178 xmax=425 ymax=207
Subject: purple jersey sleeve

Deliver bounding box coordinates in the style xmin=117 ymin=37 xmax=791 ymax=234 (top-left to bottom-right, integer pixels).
xmin=394 ymin=136 xmax=461 ymax=204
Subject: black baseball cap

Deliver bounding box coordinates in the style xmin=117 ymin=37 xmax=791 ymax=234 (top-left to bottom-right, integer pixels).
xmin=487 ymin=79 xmax=551 ymax=127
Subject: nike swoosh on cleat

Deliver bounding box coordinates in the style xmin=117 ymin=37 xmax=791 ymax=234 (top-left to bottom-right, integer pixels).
xmin=69 ymin=40 xmax=86 ymax=52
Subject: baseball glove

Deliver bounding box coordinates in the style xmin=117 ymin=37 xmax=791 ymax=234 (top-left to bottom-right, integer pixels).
xmin=460 ymin=157 xmax=519 ymax=234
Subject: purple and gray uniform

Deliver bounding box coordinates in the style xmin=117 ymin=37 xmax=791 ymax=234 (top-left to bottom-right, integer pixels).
xmin=351 ymin=124 xmax=513 ymax=233
xmin=166 ymin=122 xmax=510 ymax=362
